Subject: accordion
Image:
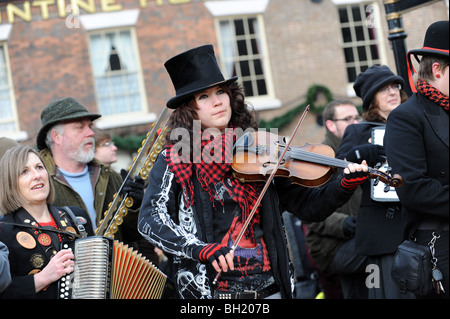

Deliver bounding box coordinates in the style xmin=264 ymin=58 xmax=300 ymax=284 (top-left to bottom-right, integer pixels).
xmin=58 ymin=236 xmax=167 ymax=299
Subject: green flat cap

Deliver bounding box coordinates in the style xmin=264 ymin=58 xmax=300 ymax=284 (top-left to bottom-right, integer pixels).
xmin=36 ymin=97 xmax=101 ymax=150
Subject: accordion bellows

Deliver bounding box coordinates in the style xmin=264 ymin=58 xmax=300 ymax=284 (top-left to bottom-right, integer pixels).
xmin=59 ymin=236 xmax=166 ymax=299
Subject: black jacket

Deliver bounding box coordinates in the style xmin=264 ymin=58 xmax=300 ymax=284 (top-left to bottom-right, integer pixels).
xmin=336 ymin=122 xmax=402 ymax=255
xmin=138 ymin=149 xmax=356 ymax=299
xmin=385 ymin=93 xmax=449 ymax=238
xmin=0 ymin=206 xmax=93 ymax=299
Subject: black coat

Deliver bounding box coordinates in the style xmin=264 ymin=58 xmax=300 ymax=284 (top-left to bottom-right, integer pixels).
xmin=336 ymin=122 xmax=403 ymax=256
xmin=138 ymin=149 xmax=356 ymax=299
xmin=0 ymin=206 xmax=93 ymax=299
xmin=384 ymin=93 xmax=449 ymax=238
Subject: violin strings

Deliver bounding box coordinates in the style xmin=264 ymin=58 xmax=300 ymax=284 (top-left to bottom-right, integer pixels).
xmin=288 ymin=148 xmax=349 ymax=168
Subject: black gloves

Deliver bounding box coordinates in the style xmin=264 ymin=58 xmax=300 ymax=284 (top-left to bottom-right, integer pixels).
xmin=194 ymin=243 xmax=232 ymax=264
xmin=344 ymin=144 xmax=386 ymax=167
xmin=120 ymin=169 xmax=145 ymax=210
xmin=342 ymin=216 xmax=357 ymax=237
xmin=341 ymin=169 xmax=369 ymax=191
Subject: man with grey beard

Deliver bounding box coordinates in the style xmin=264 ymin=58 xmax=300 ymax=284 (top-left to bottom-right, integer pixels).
xmin=36 ymin=97 xmax=144 ymax=244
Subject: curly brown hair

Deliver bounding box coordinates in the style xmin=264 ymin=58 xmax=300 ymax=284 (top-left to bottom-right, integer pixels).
xmin=164 ymin=83 xmax=258 ymax=145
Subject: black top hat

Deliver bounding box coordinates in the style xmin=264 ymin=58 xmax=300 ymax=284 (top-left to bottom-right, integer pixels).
xmin=164 ymin=45 xmax=238 ymax=109
xmin=409 ymin=20 xmax=449 ymax=59
xmin=353 ymin=65 xmax=405 ymax=112
xmin=36 ymin=97 xmax=101 ymax=150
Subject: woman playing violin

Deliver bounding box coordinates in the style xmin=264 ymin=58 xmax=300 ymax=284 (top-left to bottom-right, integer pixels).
xmin=137 ymin=45 xmax=369 ymax=299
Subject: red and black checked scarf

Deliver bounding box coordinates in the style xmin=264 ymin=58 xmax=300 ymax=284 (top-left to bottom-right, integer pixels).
xmin=417 ymin=79 xmax=449 ymax=112
xmin=166 ymin=126 xmax=263 ymax=237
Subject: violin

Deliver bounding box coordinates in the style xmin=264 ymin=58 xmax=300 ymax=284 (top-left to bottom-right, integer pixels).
xmin=231 ymin=131 xmax=403 ymax=189
xmin=213 ymin=107 xmax=402 ymax=286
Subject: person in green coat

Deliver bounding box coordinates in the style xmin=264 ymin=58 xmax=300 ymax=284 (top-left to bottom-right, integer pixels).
xmin=36 ymin=97 xmax=144 ymax=244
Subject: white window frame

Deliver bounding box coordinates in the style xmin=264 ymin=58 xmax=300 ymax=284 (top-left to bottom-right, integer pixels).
xmin=81 ymin=10 xmax=155 ymax=129
xmin=205 ymin=0 xmax=280 ymax=110
xmin=0 ymin=24 xmax=27 ymax=141
xmin=333 ymin=0 xmax=388 ymax=96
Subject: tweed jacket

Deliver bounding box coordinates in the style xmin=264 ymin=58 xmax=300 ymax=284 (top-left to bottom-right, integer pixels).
xmin=385 ymin=93 xmax=449 ymax=238
xmin=40 ymin=148 xmax=139 ymax=243
xmin=0 ymin=206 xmax=93 ymax=299
xmin=137 ymin=149 xmax=356 ymax=299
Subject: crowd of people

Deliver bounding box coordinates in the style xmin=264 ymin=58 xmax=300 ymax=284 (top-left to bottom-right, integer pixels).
xmin=0 ymin=20 xmax=448 ymax=300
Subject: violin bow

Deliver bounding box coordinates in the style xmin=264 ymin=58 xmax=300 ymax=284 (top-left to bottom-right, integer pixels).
xmin=213 ymin=105 xmax=311 ymax=285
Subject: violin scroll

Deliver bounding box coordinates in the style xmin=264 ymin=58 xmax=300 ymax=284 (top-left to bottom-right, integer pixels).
xmin=368 ymin=168 xmax=403 ymax=189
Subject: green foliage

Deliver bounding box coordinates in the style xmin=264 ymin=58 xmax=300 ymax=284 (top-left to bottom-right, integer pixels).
xmin=259 ymin=84 xmax=333 ymax=130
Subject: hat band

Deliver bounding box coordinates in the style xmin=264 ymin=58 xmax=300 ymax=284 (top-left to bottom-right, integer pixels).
xmin=421 ymin=47 xmax=449 ymax=54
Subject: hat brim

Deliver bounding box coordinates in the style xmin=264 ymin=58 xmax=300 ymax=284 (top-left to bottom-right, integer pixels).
xmin=166 ymin=77 xmax=238 ymax=109
xmin=409 ymin=48 xmax=449 ymax=59
xmin=362 ymin=74 xmax=405 ymax=112
xmin=36 ymin=112 xmax=101 ymax=150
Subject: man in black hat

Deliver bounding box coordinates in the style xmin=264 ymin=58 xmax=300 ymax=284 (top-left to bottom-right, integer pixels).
xmin=36 ymin=97 xmax=144 ymax=244
xmin=385 ymin=20 xmax=449 ymax=299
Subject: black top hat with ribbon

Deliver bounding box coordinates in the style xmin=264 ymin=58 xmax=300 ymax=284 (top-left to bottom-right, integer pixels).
xmin=407 ymin=20 xmax=449 ymax=92
xmin=164 ymin=45 xmax=238 ymax=109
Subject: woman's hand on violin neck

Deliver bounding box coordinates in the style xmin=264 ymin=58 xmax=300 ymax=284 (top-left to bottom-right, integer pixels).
xmin=341 ymin=160 xmax=369 ymax=191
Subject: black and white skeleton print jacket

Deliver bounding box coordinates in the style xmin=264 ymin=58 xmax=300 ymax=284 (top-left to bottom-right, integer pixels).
xmin=137 ymin=149 xmax=356 ymax=299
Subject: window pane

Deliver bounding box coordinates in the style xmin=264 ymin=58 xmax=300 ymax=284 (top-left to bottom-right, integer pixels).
xmin=344 ymin=47 xmax=354 ymax=63
xmin=248 ymin=18 xmax=256 ymax=34
xmin=347 ymin=67 xmax=357 ymax=83
xmin=0 ymin=46 xmax=16 ymax=134
xmin=341 ymin=27 xmax=352 ymax=43
xmin=250 ymin=39 xmax=258 ymax=55
xmin=88 ymin=29 xmax=144 ymax=115
xmin=240 ymin=60 xmax=250 ymax=77
xmin=218 ymin=16 xmax=269 ymax=98
xmin=243 ymin=81 xmax=253 ymax=96
xmin=253 ymin=59 xmax=263 ymax=75
xmin=339 ymin=7 xmax=348 ymax=23
xmin=357 ymin=46 xmax=367 ymax=61
xmin=257 ymin=79 xmax=267 ymax=95
xmin=352 ymin=6 xmax=362 ymax=22
xmin=338 ymin=3 xmax=383 ymax=83
xmin=237 ymin=40 xmax=248 ymax=56
xmin=370 ymin=45 xmax=379 ymax=60
xmin=355 ymin=26 xmax=365 ymax=41
xmin=234 ymin=19 xmax=245 ymax=36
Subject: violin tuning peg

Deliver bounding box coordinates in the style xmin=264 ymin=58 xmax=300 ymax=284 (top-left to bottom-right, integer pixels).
xmin=384 ymin=184 xmax=391 ymax=192
xmin=373 ymin=177 xmax=380 ymax=186
xmin=374 ymin=162 xmax=382 ymax=169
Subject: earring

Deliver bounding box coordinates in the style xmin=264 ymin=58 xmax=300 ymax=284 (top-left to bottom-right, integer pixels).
xmin=436 ymin=74 xmax=441 ymax=78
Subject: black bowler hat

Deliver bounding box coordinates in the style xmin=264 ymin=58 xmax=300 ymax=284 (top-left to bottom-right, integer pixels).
xmin=353 ymin=65 xmax=405 ymax=112
xmin=164 ymin=45 xmax=238 ymax=109
xmin=409 ymin=20 xmax=449 ymax=60
xmin=407 ymin=20 xmax=449 ymax=92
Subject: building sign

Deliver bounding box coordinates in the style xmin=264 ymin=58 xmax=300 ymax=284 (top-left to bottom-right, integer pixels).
xmin=0 ymin=0 xmax=201 ymax=24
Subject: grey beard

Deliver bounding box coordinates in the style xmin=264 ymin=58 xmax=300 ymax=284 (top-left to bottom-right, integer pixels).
xmin=73 ymin=139 xmax=95 ymax=164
